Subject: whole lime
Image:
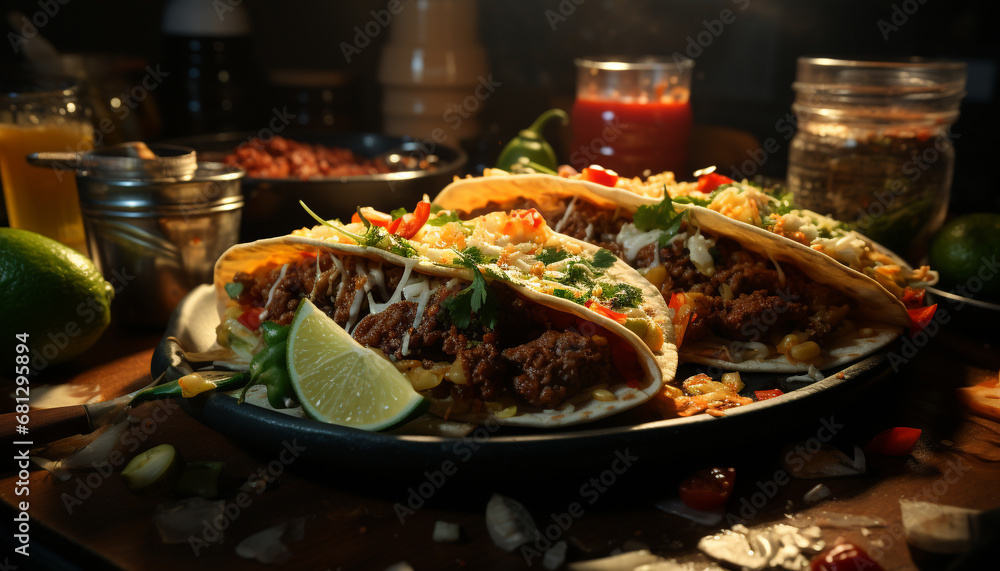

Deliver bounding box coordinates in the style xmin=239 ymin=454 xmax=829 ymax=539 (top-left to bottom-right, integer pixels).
xmin=0 ymin=228 xmax=114 ymax=370
xmin=928 ymin=213 xmax=1000 ymax=297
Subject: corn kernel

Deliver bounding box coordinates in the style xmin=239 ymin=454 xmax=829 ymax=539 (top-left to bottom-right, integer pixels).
xmin=592 ymin=389 xmax=616 ymax=402
xmin=789 ymin=340 xmax=821 ymax=361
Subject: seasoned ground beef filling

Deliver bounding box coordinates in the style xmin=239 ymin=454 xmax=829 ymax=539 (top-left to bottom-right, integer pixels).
xmin=502 ymin=331 xmax=612 ymax=409
xmin=232 ymin=254 xmax=616 ymax=409
xmin=477 ymin=200 xmax=852 ymax=345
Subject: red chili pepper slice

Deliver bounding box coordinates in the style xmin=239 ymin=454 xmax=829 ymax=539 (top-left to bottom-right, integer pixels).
xmin=581 ymin=165 xmax=619 ymax=187
xmin=668 ymin=292 xmax=695 ymax=347
xmin=678 ymin=467 xmax=736 ymax=511
xmin=907 ymin=304 xmax=936 ymax=334
xmin=810 ymin=542 xmax=883 ymax=571
xmin=236 ymin=307 xmax=265 ymax=330
xmin=585 ymin=299 xmax=627 ymax=323
xmin=901 ymin=287 xmax=925 ymax=310
xmin=864 ymin=426 xmax=921 ymax=456
xmin=696 ymin=172 xmax=734 ymax=193
xmin=394 ymin=200 xmax=431 ymax=239
xmin=754 ymin=389 xmax=784 ymax=401
xmin=611 ymin=339 xmax=642 ymax=388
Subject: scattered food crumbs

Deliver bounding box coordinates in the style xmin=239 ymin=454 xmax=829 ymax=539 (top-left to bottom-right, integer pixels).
xmin=543 ymin=540 xmax=567 ymax=570
xmin=433 ymin=521 xmax=461 ymax=543
xmin=698 ymin=523 xmax=824 ymax=570
xmin=781 ymin=443 xmax=865 ymax=478
xmin=803 ymin=484 xmax=832 ymax=505
xmin=786 ymin=511 xmax=887 ymax=529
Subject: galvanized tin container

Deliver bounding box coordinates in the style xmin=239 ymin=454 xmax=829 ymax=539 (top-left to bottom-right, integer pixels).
xmin=76 ymin=160 xmax=244 ymax=326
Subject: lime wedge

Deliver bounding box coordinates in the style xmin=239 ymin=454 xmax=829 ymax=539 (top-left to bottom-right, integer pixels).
xmin=286 ymin=298 xmax=427 ymax=431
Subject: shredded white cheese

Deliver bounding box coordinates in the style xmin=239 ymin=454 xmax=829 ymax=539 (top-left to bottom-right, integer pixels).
xmin=768 ymin=253 xmax=786 ymax=287
xmin=615 ymin=223 xmax=662 ymax=263
xmin=367 ymin=258 xmax=416 ymax=314
xmin=553 ymin=196 xmax=578 ymax=233
xmin=258 ymin=263 xmax=289 ymax=320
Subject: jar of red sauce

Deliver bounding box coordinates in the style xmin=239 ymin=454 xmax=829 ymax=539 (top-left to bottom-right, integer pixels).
xmin=570 ymin=56 xmax=694 ymax=179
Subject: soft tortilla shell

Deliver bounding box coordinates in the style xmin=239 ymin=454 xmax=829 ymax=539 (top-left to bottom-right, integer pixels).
xmin=434 ymin=174 xmax=909 ymax=371
xmin=214 ymin=235 xmax=674 ymax=427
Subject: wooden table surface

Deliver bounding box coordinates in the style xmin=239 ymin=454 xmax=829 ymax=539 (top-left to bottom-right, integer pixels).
xmin=2 ymin=313 xmax=999 ymax=571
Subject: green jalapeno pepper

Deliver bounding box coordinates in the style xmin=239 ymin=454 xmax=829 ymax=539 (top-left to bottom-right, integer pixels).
xmin=494 ymin=108 xmax=568 ymax=174
xmin=241 ymin=321 xmax=293 ymax=408
xmin=129 ymin=371 xmax=249 ymax=407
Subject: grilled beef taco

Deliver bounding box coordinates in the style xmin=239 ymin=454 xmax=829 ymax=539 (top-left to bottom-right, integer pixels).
xmin=213 ymin=202 xmax=676 ymax=427
xmin=435 ymin=173 xmax=912 ymax=373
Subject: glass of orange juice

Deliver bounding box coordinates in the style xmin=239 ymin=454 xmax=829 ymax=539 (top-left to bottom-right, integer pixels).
xmin=0 ymin=76 xmax=94 ymax=255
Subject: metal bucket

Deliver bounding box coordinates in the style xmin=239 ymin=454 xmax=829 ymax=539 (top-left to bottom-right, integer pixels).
xmin=76 ymin=162 xmax=244 ymax=326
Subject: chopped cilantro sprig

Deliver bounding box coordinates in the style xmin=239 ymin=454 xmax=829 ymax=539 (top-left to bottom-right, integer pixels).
xmin=441 ymin=246 xmax=499 ymax=329
xmin=300 ymin=201 xmax=417 ymax=257
xmin=632 ymin=194 xmax=688 ymax=247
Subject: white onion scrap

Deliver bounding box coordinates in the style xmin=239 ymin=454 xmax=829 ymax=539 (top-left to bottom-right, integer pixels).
xmin=235 ymin=518 xmax=306 ymax=564
xmin=485 ymin=493 xmax=540 ymax=552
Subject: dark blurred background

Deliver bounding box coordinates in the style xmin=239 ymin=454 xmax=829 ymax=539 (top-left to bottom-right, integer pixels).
xmin=2 ymin=0 xmax=997 ymax=213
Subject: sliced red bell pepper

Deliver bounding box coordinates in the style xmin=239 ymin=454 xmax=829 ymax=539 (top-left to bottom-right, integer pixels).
xmin=864 ymin=426 xmax=921 ymax=456
xmin=581 ymin=165 xmax=619 ymax=187
xmin=394 ymin=200 xmax=431 ymax=239
xmin=352 ymin=208 xmax=392 ymax=228
xmin=754 ymin=389 xmax=784 ymax=401
xmin=696 ymin=172 xmax=734 ymax=193
xmin=907 ymin=304 xmax=936 ymax=334
xmin=585 ymin=299 xmax=627 ymax=323
xmin=668 ymin=292 xmax=695 ymax=347
xmin=611 ymin=339 xmax=642 ymax=388
xmin=901 ymin=287 xmax=925 ymax=310
xmin=236 ymin=306 xmax=265 ymax=330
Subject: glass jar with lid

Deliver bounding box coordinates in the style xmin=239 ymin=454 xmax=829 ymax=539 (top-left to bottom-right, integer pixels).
xmin=787 ymin=57 xmax=966 ymax=262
